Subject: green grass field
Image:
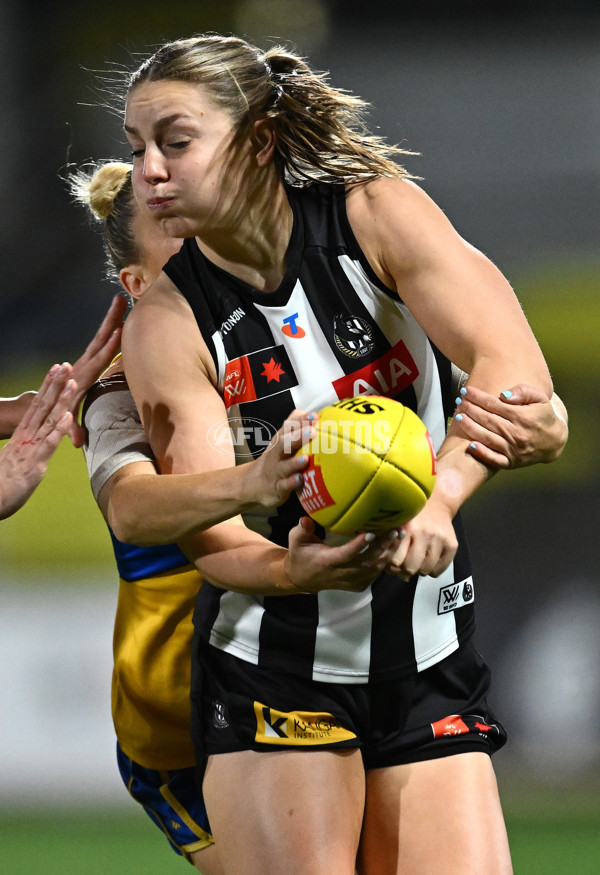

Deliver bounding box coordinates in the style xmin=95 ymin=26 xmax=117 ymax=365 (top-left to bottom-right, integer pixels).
xmin=1 ymin=791 xmax=599 ymax=874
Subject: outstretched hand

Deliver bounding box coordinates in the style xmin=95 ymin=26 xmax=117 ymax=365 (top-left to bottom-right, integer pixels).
xmin=0 ymin=364 xmax=78 ymax=519
xmin=454 ymin=384 xmax=568 ymax=468
xmin=285 ymin=516 xmax=402 ymax=593
xmin=69 ymin=294 xmax=127 ymax=447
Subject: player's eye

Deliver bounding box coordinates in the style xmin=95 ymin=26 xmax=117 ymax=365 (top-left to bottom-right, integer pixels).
xmin=166 ymin=140 xmax=190 ymax=150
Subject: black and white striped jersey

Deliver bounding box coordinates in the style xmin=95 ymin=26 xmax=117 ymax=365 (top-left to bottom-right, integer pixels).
xmin=163 ymin=182 xmax=476 ymax=683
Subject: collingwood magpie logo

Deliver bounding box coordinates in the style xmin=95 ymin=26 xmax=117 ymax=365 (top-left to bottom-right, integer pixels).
xmin=212 ymin=699 xmax=230 ymax=729
xmin=333 ymin=314 xmax=375 ymax=358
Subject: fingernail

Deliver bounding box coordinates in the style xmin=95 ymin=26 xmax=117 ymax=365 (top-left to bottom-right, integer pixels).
xmin=388 ymin=529 xmax=399 ymax=539
xmin=307 ymin=412 xmax=317 ymax=421
xmin=455 ymin=396 xmax=462 ymax=405
xmin=297 ymin=455 xmax=307 ymax=465
xmin=295 ymin=474 xmax=303 ymax=485
xmin=469 ymin=443 xmax=477 ymax=450
xmin=302 ymin=427 xmax=314 ymax=440
xmin=455 ymin=413 xmax=463 ymax=422
xmin=459 ymin=387 xmax=467 ymax=396
xmin=502 ymin=390 xmax=513 ymax=399
xmin=364 ymin=532 xmax=376 ymax=543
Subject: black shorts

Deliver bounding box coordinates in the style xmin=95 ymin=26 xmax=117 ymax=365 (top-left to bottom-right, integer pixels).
xmin=190 ymin=637 xmax=506 ymax=776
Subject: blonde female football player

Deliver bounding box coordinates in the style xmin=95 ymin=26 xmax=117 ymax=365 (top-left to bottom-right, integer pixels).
xmin=77 ymin=157 xmax=565 ymax=872
xmin=74 ymin=160 xmax=408 ymax=873
xmin=115 ymin=34 xmax=567 ymax=874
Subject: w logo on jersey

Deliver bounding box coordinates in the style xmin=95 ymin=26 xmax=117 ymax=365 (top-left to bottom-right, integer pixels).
xmin=224 ymin=376 xmax=247 ymax=402
xmin=437 ymin=576 xmax=475 ymax=614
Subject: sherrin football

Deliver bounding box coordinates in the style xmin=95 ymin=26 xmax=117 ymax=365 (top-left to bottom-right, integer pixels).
xmin=297 ymin=395 xmax=437 ymax=536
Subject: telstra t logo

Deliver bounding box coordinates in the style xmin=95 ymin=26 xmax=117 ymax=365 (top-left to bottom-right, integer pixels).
xmin=282 ymin=313 xmax=306 ymax=338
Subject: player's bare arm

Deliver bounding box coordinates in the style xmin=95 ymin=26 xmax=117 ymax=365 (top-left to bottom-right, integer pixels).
xmin=347 ymin=177 xmax=554 ymax=577
xmin=96 ymin=412 xmax=314 ymax=546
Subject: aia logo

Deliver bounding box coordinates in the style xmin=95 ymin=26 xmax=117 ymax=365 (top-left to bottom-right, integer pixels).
xmin=281 ymin=312 xmax=306 ymax=339
xmin=333 ymin=340 xmax=418 ymax=400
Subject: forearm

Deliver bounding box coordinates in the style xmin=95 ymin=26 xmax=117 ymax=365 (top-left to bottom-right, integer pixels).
xmin=107 ymin=463 xmax=264 ymax=546
xmin=181 ymin=523 xmax=296 ymax=596
xmin=0 ymin=393 xmax=36 ymax=439
xmin=433 ymin=430 xmax=495 ymax=517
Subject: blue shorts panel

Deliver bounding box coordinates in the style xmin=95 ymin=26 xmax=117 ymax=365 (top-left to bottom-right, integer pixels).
xmin=116 ymin=743 xmax=212 ymax=861
xmin=191 ymin=638 xmax=506 ymax=773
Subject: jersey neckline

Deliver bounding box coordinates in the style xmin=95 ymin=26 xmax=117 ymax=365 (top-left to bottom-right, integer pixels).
xmin=190 ymin=184 xmax=304 ymax=308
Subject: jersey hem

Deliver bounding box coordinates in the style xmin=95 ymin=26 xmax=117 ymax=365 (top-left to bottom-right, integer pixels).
xmin=209 ymin=626 xmax=474 ymax=684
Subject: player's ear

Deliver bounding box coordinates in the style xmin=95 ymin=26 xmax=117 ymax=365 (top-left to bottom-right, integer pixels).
xmin=119 ymin=266 xmax=146 ymax=300
xmin=252 ymin=117 xmax=276 ymax=167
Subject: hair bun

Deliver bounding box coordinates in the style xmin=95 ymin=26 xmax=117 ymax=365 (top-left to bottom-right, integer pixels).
xmin=87 ymin=163 xmax=133 ymax=220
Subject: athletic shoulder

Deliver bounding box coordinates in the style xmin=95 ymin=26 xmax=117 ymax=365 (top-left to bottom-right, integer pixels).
xmin=346 ymin=176 xmax=469 ymax=285
xmin=346 ymin=176 xmax=442 ymax=227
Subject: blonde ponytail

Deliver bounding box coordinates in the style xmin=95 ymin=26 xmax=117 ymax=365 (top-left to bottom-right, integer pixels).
xmin=69 ymin=161 xmax=138 ymax=278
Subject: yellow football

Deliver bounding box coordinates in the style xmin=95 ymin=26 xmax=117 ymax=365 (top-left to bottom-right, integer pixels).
xmin=297 ymin=395 xmax=437 ymax=536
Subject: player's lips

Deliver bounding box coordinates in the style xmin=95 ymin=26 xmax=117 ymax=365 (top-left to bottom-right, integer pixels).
xmin=147 ymin=196 xmax=176 ymax=211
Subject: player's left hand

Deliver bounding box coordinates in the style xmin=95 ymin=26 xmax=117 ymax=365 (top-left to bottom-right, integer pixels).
xmin=286 ymin=517 xmax=402 ymax=593
xmin=0 ymin=364 xmax=77 ymax=519
xmin=386 ymin=496 xmax=458 ymax=580
xmin=454 ymin=384 xmax=568 ymax=469
xmin=69 ymin=294 xmax=127 ymax=447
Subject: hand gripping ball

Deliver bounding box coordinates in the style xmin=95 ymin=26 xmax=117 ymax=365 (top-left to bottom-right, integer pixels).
xmin=297 ymin=395 xmax=437 ymax=536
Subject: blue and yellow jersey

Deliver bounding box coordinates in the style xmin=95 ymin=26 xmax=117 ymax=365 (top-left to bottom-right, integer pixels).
xmin=83 ymin=368 xmax=200 ymax=770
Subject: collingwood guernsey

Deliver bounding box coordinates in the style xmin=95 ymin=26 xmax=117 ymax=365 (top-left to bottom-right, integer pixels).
xmin=163 ymin=182 xmax=476 ymax=683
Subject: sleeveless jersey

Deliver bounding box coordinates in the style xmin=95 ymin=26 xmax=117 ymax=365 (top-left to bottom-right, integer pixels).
xmin=163 ymin=182 xmax=476 ymax=684
xmin=83 ymin=372 xmax=199 ymax=769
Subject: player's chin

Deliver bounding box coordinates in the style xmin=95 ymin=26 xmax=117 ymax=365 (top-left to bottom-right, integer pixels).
xmin=160 ymin=216 xmax=197 ymax=239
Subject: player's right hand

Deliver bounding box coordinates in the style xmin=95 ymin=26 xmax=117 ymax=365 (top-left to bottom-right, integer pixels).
xmin=246 ymin=410 xmax=317 ymax=508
